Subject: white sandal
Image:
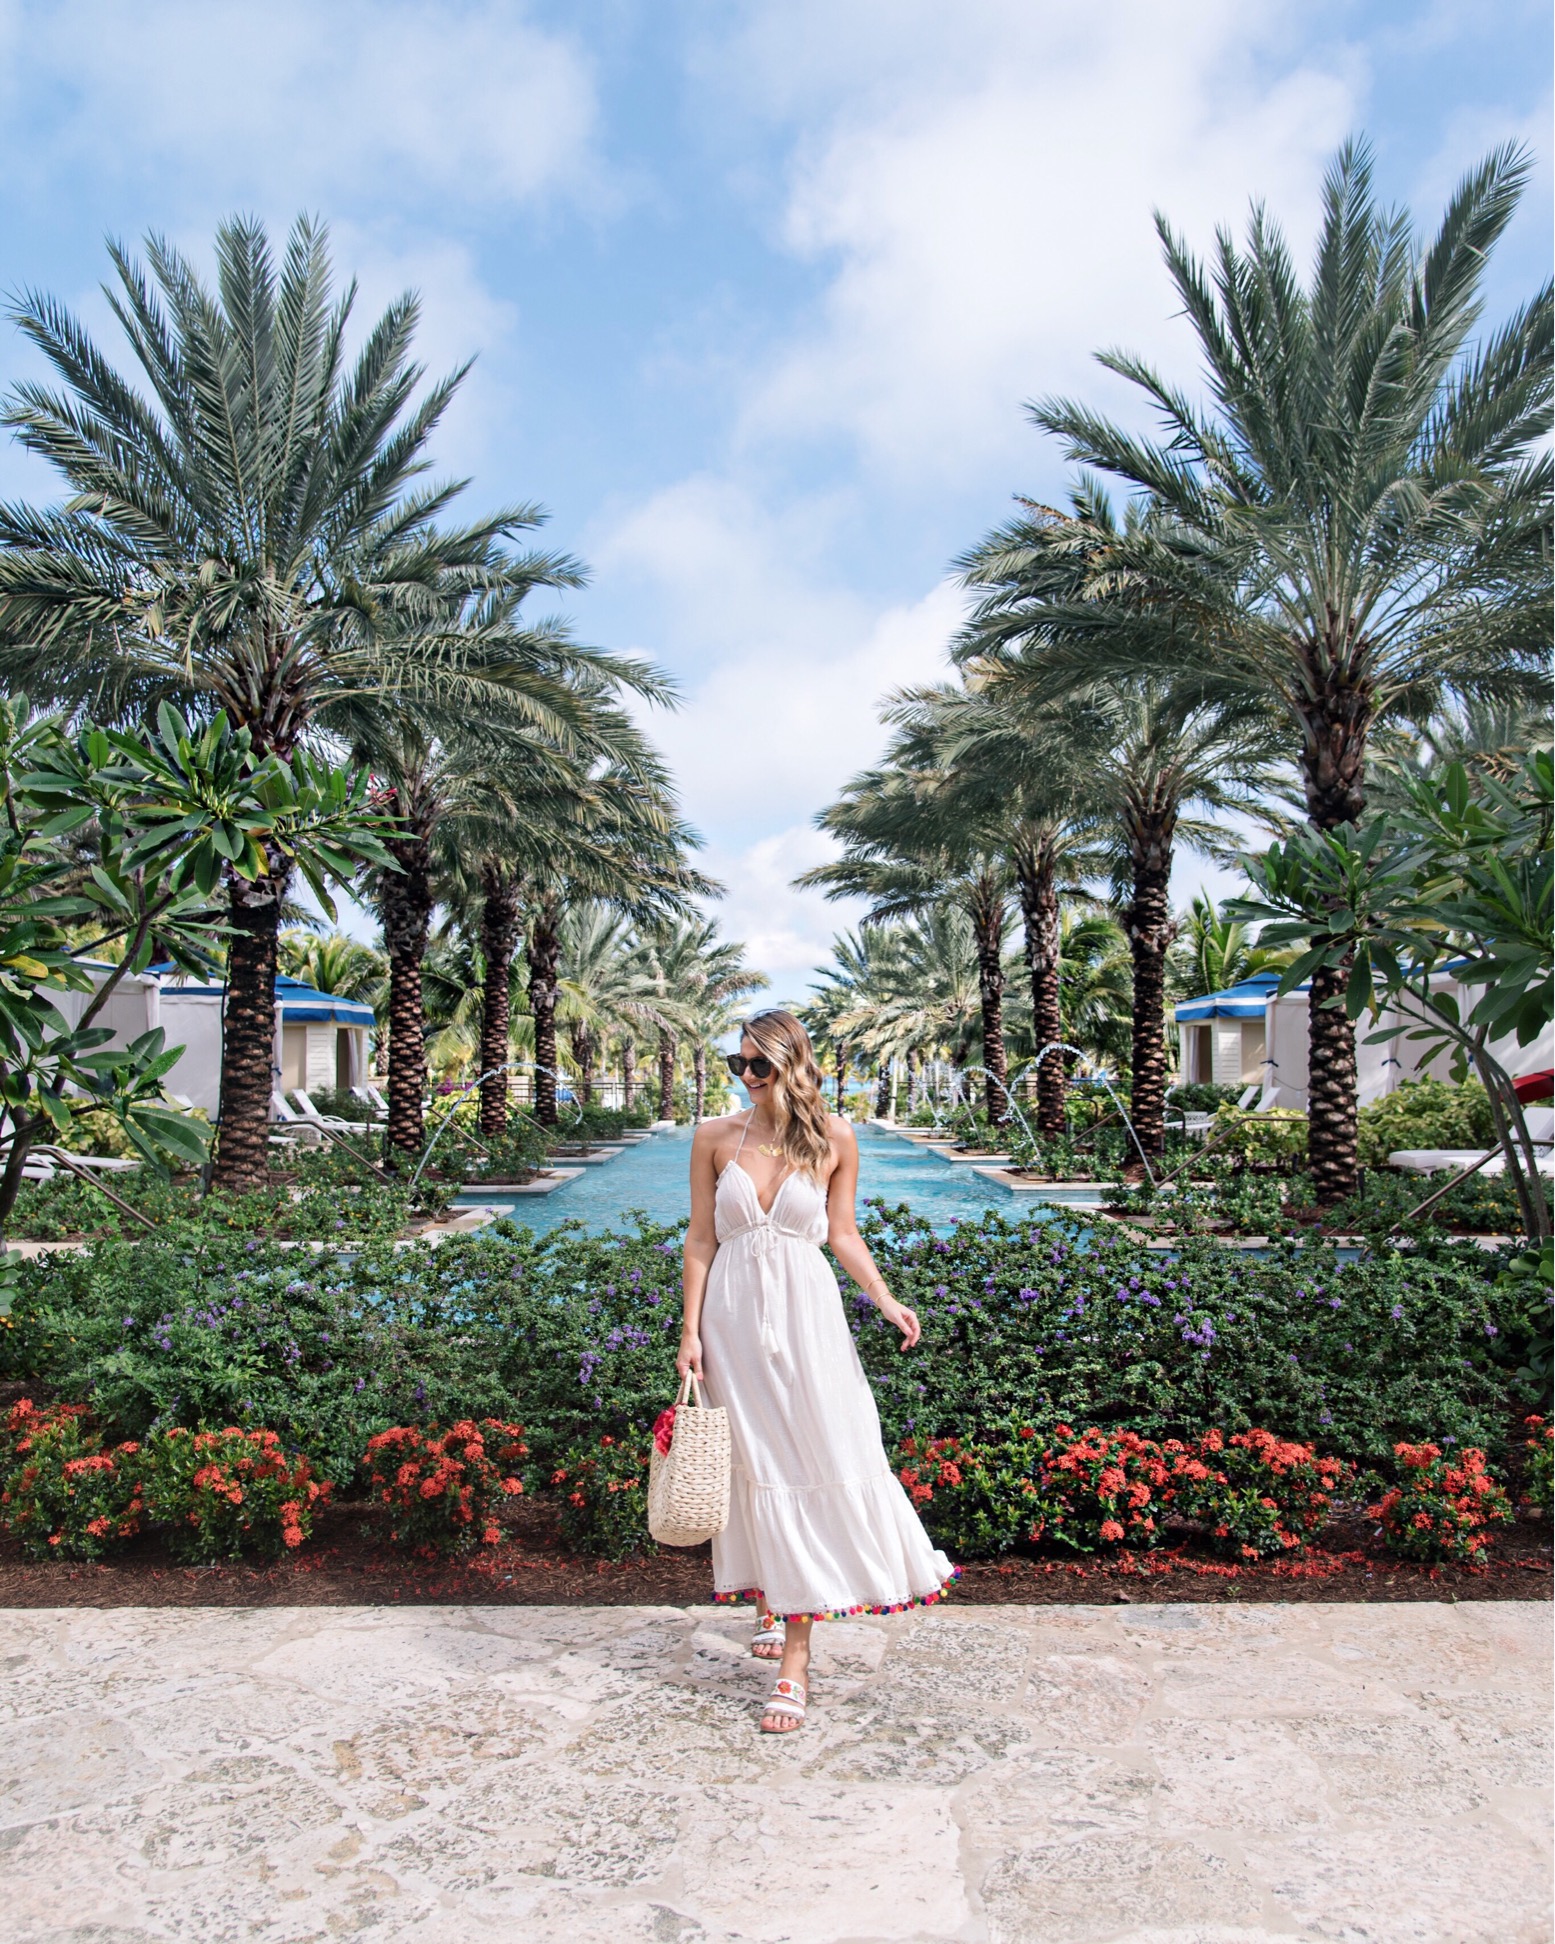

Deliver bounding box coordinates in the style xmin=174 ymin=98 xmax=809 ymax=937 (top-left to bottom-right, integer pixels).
xmin=760 ymin=1677 xmax=807 ymax=1732
xmin=751 ymin=1611 xmax=785 ymax=1659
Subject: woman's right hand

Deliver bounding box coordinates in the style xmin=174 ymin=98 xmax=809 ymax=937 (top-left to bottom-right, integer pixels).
xmin=677 ymin=1330 xmax=704 ymax=1382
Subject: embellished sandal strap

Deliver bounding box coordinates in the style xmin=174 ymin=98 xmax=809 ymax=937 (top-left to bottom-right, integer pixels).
xmin=764 ymin=1678 xmax=807 ymax=1714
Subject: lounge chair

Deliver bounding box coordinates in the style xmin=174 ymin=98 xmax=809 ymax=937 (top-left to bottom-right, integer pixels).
xmin=289 ymin=1088 xmax=362 ymax=1129
xmin=351 ymin=1086 xmax=389 ymax=1120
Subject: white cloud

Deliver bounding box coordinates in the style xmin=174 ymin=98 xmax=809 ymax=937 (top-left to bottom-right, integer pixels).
xmin=705 ymin=0 xmax=1357 ymax=481
xmin=699 ymin=823 xmax=864 ymax=1002
xmin=597 ymin=476 xmax=963 ymax=832
xmin=0 ymin=0 xmax=599 ymax=212
xmin=594 ymin=474 xmax=966 ymax=989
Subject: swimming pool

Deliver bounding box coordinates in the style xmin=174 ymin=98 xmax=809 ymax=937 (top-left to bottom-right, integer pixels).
xmin=454 ymin=1122 xmax=1068 ymax=1234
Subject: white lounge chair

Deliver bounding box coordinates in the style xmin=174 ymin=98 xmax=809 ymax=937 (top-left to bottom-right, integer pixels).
xmin=351 ymin=1085 xmax=389 ymax=1120
xmin=289 ymin=1088 xmax=362 ymax=1130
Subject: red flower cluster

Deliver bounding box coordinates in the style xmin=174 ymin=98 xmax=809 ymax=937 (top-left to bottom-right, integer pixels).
xmin=0 ymin=1399 xmax=144 ymax=1561
xmin=1186 ymin=1427 xmax=1350 ymax=1560
xmin=1033 ymin=1425 xmax=1186 ymax=1552
xmin=652 ymin=1407 xmax=677 ymax=1456
xmin=1370 ymin=1441 xmax=1511 ymax=1565
xmin=139 ymin=1426 xmax=329 ymax=1563
xmin=896 ymin=1435 xmax=971 ymax=1508
xmin=364 ymin=1419 xmax=527 ymax=1556
xmin=894 ymin=1422 xmax=1355 ymax=1561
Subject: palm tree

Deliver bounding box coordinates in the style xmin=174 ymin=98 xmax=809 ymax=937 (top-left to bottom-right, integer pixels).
xmin=960 ymin=492 xmax=1284 ymax=1150
xmin=1170 ymin=893 xmax=1255 ymax=1001
xmin=802 ymin=756 xmax=1014 ymax=1122
xmin=0 ymin=215 xmax=669 ymax=1187
xmin=1058 ymin=913 xmax=1133 ymax=1071
xmin=278 ymin=930 xmax=386 ymax=1007
xmin=499 ymin=770 xmax=709 ymax=1127
xmin=643 ymin=920 xmax=767 ymax=1121
xmin=882 ymin=680 xmax=1110 ymax=1134
xmin=998 ymin=141 xmax=1551 ymax=1197
xmin=435 ymin=711 xmax=692 ymax=1134
xmin=807 ymin=927 xmax=902 ymax=1115
xmin=823 ymin=910 xmax=989 ymax=1099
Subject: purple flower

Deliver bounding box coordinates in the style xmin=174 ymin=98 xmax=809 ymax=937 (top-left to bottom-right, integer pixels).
xmin=1390 ymin=1304 xmax=1404 ymax=1320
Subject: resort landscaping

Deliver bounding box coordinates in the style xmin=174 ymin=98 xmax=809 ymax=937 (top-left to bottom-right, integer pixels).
xmin=3 ymin=1195 xmax=1549 ymax=1603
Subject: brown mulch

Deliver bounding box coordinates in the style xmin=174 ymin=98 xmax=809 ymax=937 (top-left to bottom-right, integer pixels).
xmin=1 ymin=1499 xmax=1548 ymax=1610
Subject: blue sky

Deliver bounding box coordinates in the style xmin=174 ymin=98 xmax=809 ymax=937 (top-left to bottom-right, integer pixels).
xmin=0 ymin=0 xmax=1548 ymax=1001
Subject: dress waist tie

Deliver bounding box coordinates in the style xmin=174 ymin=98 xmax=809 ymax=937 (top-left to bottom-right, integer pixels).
xmin=720 ymin=1218 xmax=807 ymax=1374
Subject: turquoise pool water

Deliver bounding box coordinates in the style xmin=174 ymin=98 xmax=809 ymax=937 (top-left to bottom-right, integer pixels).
xmin=454 ymin=1123 xmax=1073 ymax=1235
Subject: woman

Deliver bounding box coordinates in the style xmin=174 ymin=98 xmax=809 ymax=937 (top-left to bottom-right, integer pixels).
xmin=678 ymin=1009 xmax=958 ymax=1734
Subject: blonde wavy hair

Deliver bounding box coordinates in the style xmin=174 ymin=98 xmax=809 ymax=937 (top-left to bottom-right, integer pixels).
xmin=741 ymin=1010 xmax=834 ymax=1178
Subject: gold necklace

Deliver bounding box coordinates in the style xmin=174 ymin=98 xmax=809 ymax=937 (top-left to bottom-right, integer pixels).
xmin=748 ymin=1114 xmax=781 ymax=1158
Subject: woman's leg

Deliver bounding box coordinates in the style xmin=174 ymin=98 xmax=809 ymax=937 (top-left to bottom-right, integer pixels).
xmin=761 ymin=1616 xmax=812 ymax=1732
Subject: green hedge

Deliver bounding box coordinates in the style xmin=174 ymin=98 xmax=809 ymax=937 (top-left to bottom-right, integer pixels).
xmin=1358 ymin=1080 xmax=1496 ymax=1172
xmin=0 ymin=1205 xmax=1529 ymax=1496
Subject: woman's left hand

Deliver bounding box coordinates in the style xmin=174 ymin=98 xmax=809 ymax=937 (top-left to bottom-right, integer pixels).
xmin=878 ymin=1296 xmax=920 ymax=1350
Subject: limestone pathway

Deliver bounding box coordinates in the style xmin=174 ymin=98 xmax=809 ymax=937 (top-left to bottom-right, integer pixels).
xmin=2 ymin=1600 xmax=1549 ymax=1943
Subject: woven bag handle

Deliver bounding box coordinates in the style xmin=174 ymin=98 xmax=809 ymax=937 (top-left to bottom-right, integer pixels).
xmin=675 ymin=1368 xmax=704 ymax=1410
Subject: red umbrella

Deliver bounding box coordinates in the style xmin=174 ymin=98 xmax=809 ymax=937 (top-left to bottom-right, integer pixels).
xmin=1512 ymin=1069 xmax=1553 ymax=1104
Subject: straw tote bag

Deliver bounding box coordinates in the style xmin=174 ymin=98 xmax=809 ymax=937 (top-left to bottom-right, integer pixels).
xmin=647 ymin=1369 xmax=731 ymax=1546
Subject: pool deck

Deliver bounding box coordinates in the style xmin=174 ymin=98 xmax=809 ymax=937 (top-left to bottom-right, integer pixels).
xmin=3 ymin=1599 xmax=1547 ymax=1942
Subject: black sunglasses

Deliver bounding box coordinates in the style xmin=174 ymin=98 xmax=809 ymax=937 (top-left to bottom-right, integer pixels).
xmin=724 ymin=1053 xmax=774 ymax=1080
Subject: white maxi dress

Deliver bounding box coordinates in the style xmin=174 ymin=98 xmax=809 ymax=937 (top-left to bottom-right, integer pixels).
xmin=698 ymin=1125 xmax=958 ymax=1621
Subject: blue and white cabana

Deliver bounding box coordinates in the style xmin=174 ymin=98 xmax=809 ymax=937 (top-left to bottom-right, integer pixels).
xmin=1175 ymin=967 xmax=1555 ymax=1113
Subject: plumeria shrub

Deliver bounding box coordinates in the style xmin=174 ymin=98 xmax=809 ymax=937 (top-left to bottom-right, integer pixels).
xmin=1184 ymin=1427 xmax=1349 ymax=1559
xmin=1371 ymin=1442 xmax=1512 ymax=1565
xmin=138 ymin=1426 xmax=328 ymax=1561
xmin=363 ymin=1419 xmax=527 ymax=1556
xmin=550 ymin=1432 xmax=652 ymax=1559
xmin=0 ymin=1400 xmax=143 ymax=1560
xmin=1524 ymin=1416 xmax=1552 ymax=1517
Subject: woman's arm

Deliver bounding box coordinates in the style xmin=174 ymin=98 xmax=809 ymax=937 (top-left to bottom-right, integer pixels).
xmin=824 ymin=1119 xmax=920 ymax=1351
xmin=678 ymin=1122 xmax=721 ymax=1379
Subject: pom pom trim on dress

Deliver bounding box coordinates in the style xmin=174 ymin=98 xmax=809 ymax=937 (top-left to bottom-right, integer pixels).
xmin=712 ymin=1562 xmax=962 ymax=1624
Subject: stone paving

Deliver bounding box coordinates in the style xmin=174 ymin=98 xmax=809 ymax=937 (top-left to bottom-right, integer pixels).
xmin=1 ymin=1600 xmax=1549 ymax=1943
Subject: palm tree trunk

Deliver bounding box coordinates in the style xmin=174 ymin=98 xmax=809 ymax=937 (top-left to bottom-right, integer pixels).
xmin=380 ymin=825 xmax=433 ymax=1161
xmin=528 ymin=895 xmax=561 ymax=1127
xmin=657 ymin=1029 xmax=677 ymax=1120
xmin=1015 ymin=839 xmax=1064 ymax=1136
xmin=478 ymin=864 xmax=521 ymax=1137
xmin=621 ymin=1038 xmax=637 ymax=1110
xmin=693 ymin=1042 xmax=707 ymax=1121
xmin=969 ymin=877 xmax=1009 ymax=1122
xmin=572 ymin=1024 xmax=596 ymax=1106
xmin=874 ymin=1064 xmax=891 ymax=1118
xmin=212 ymin=862 xmax=285 ymax=1191
xmin=1123 ymin=803 xmax=1175 ymax=1158
xmin=834 ymin=1041 xmax=847 ymax=1115
xmin=1300 ymin=676 xmax=1373 ymax=1200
